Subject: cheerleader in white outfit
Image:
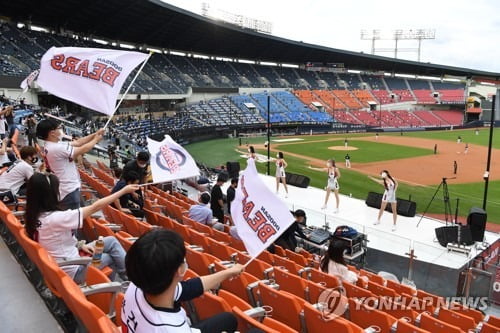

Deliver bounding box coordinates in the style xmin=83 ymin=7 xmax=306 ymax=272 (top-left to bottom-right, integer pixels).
xmin=247 ymin=146 xmax=256 ymax=160
xmin=369 ymin=170 xmax=398 ymax=231
xmin=309 ymin=159 xmax=341 ymax=213
xmin=275 ymin=151 xmax=288 ymax=197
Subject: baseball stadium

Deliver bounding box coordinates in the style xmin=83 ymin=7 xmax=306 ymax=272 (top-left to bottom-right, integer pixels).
xmin=0 ymin=0 xmax=499 ymax=332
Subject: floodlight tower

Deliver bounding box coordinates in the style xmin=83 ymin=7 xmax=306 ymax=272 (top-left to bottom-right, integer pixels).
xmin=360 ymin=29 xmax=436 ymax=61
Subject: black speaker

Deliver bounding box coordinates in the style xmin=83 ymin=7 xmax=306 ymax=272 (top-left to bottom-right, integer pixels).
xmin=435 ymin=226 xmax=458 ymax=247
xmin=369 ymin=103 xmax=377 ymax=111
xmin=458 ymin=225 xmax=474 ymax=246
xmin=226 ymin=161 xmax=240 ymax=179
xmin=365 ymin=192 xmax=382 ymax=208
xmin=396 ymin=199 xmax=417 ymax=217
xmin=285 ymin=172 xmax=310 ymax=188
xmin=364 ymin=192 xmax=416 ymax=217
xmin=467 ymin=207 xmax=487 ymax=242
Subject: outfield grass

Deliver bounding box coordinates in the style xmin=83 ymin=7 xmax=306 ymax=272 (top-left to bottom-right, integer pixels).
xmin=388 ymin=128 xmax=500 ymax=149
xmin=185 ymin=136 xmax=500 ymax=224
xmin=278 ymin=140 xmax=432 ymax=163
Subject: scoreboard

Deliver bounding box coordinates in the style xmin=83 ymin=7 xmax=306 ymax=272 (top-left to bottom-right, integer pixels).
xmin=302 ymin=62 xmax=346 ymax=73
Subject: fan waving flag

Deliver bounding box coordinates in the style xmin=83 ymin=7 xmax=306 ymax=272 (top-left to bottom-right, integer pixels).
xmin=147 ymin=136 xmax=200 ymax=183
xmin=231 ymin=158 xmax=295 ymax=258
xmin=36 ymin=47 xmax=149 ymax=116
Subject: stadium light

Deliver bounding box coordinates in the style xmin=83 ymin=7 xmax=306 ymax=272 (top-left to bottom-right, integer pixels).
xmin=360 ymin=28 xmax=436 ymax=61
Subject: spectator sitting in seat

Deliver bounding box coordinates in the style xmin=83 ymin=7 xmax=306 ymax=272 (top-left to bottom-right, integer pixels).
xmin=0 ymin=145 xmax=41 ymax=197
xmin=25 ymin=173 xmax=138 ymax=283
xmin=275 ymin=209 xmax=308 ymax=251
xmin=122 ymin=229 xmax=243 ymax=333
xmin=189 ymin=192 xmax=224 ymax=231
xmin=122 ymin=151 xmax=150 ymax=184
xmin=320 ymin=240 xmax=368 ymax=285
xmin=111 ymin=171 xmax=144 ymax=218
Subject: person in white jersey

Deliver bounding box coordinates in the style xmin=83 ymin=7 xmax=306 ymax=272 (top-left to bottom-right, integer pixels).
xmin=36 ymin=118 xmax=104 ymax=210
xmin=122 ymin=229 xmax=244 ymax=333
xmin=275 ymin=151 xmax=288 ymax=197
xmin=0 ymin=145 xmax=40 ymax=196
xmin=24 ymin=172 xmax=137 ymax=283
xmin=369 ymin=169 xmax=398 ymax=231
xmin=309 ymin=159 xmax=341 ymax=213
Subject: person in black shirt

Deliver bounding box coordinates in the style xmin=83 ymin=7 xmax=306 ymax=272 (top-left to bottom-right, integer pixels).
xmin=111 ymin=171 xmax=144 ymax=218
xmin=210 ymin=173 xmax=227 ymax=224
xmin=275 ymin=209 xmax=308 ymax=251
xmin=26 ymin=115 xmax=37 ymax=146
xmin=226 ymin=178 xmax=238 ymax=216
xmin=122 ymin=151 xmax=150 ymax=184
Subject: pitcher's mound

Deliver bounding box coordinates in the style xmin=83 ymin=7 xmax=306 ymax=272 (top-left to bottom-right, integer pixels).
xmin=328 ymin=146 xmax=359 ymax=151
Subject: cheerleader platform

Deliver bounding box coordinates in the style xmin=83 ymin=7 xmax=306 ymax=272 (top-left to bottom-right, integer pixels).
xmin=216 ymin=172 xmax=500 ymax=302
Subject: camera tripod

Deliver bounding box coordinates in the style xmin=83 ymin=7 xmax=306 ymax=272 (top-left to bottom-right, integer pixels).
xmin=417 ymin=177 xmax=456 ymax=227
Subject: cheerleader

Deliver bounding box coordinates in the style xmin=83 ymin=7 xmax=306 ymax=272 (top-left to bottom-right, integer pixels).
xmin=369 ymin=170 xmax=398 ymax=231
xmin=247 ymin=146 xmax=256 ymax=160
xmin=309 ymin=159 xmax=340 ymax=213
xmin=275 ymin=151 xmax=288 ymax=197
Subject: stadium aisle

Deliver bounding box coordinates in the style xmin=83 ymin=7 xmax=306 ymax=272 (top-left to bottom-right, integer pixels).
xmin=0 ymin=237 xmax=62 ymax=332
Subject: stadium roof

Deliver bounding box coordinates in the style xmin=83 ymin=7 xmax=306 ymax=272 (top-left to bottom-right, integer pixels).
xmin=3 ymin=0 xmax=499 ymax=80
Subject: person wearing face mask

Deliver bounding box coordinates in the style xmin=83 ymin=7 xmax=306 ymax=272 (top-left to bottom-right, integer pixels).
xmin=0 ymin=146 xmax=41 ymax=197
xmin=36 ymin=118 xmax=104 ymax=210
xmin=309 ymin=159 xmax=341 ymax=213
xmin=122 ymin=151 xmax=150 ymax=184
xmin=275 ymin=151 xmax=289 ymax=197
xmin=123 ymin=229 xmax=243 ymax=333
xmin=369 ymin=170 xmax=398 ymax=231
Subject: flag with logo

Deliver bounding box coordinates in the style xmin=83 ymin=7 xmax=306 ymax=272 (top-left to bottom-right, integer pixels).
xmin=34 ymin=47 xmax=149 ymax=116
xmin=20 ymin=69 xmax=40 ymax=93
xmin=147 ymin=136 xmax=200 ymax=183
xmin=231 ymin=158 xmax=295 ymax=258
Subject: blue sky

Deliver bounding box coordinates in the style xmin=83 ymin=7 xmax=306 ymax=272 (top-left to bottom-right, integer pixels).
xmin=164 ymin=0 xmax=500 ymax=73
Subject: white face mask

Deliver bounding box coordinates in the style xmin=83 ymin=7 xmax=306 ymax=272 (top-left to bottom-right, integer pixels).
xmin=138 ymin=163 xmax=147 ymax=168
xmin=381 ymin=172 xmax=388 ymax=178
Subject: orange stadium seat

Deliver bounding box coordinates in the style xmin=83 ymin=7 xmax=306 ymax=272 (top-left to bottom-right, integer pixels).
xmin=348 ymin=298 xmax=397 ymax=332
xmin=302 ymin=268 xmax=342 ymax=289
xmin=393 ymin=319 xmax=431 ymax=333
xmin=257 ymin=282 xmax=304 ymax=331
xmin=480 ymin=322 xmax=500 ymax=333
xmin=59 ymin=275 xmax=120 ymax=333
xmin=418 ymin=313 xmax=462 ymax=333
xmin=486 ymin=315 xmax=500 ymax=328
xmin=232 ymin=306 xmax=298 ymax=333
xmin=303 ymin=301 xmax=364 ymax=333
xmin=273 ymin=267 xmax=308 ymax=300
xmin=115 ymin=231 xmax=136 ymax=251
xmin=435 ymin=307 xmax=476 ymax=332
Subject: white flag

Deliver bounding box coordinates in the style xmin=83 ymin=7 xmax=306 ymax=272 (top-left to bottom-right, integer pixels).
xmin=36 ymin=47 xmax=148 ymax=115
xmin=20 ymin=69 xmax=40 ymax=92
xmin=231 ymin=158 xmax=295 ymax=258
xmin=147 ymin=136 xmax=200 ymax=183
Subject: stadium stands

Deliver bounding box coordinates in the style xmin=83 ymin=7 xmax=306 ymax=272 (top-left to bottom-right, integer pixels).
xmin=2 ymin=161 xmax=500 ymax=332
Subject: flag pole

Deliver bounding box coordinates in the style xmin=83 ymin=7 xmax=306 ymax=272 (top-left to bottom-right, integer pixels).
xmin=103 ymin=51 xmax=153 ymax=130
xmin=243 ymin=255 xmax=258 ymax=268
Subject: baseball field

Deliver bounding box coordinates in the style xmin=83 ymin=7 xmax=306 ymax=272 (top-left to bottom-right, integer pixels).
xmin=185 ymin=128 xmax=500 ymax=226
